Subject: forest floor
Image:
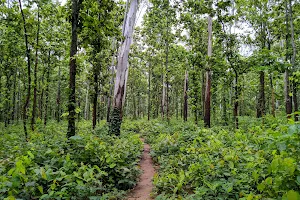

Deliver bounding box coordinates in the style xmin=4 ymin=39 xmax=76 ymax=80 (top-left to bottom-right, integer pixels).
xmin=127 ymin=139 xmax=155 ymax=200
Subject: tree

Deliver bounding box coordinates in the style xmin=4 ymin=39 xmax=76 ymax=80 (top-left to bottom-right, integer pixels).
xmin=18 ymin=0 xmax=31 ymax=140
xmin=204 ymin=15 xmax=212 ymax=128
xmin=31 ymin=5 xmax=40 ymax=131
xmin=110 ymin=0 xmax=139 ymax=135
xmin=67 ymin=0 xmax=83 ymax=138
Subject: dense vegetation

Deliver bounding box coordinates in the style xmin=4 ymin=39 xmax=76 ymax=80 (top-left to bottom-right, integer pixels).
xmin=1 ymin=0 xmax=300 ymax=199
xmin=0 ymin=121 xmax=143 ymax=199
xmin=143 ymin=117 xmax=300 ymax=199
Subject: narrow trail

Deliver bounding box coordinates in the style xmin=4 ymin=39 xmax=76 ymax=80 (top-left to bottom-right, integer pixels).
xmin=127 ymin=139 xmax=155 ymax=200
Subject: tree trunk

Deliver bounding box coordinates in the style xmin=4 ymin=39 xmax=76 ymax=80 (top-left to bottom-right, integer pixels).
xmin=257 ymin=71 xmax=265 ymax=118
xmin=44 ymin=51 xmax=51 ymax=126
xmin=233 ymin=71 xmax=239 ymax=129
xmin=201 ymin=71 xmax=205 ymax=119
xmin=5 ymin=72 xmax=11 ymax=127
xmin=78 ymin=100 xmax=81 ymax=121
xmin=138 ymin=91 xmax=141 ymax=118
xmin=133 ymin=93 xmax=137 ymax=119
xmin=284 ymin=0 xmax=292 ymax=119
xmin=39 ymin=68 xmax=45 ymax=120
xmin=293 ymin=84 xmax=298 ymax=120
xmin=269 ymin=73 xmax=275 ymax=117
xmin=288 ymin=0 xmax=298 ymax=121
xmin=18 ymin=0 xmax=31 ymax=140
xmin=56 ymin=64 xmax=61 ymax=123
xmin=12 ymin=67 xmax=17 ymax=122
xmin=204 ymin=15 xmax=212 ymax=128
xmin=285 ymin=70 xmax=292 ymax=117
xmin=92 ymin=73 xmax=98 ymax=129
xmin=110 ymin=0 xmax=139 ymax=135
xmin=165 ymin=15 xmax=170 ymax=123
xmin=183 ymin=71 xmax=188 ymax=122
xmin=148 ymin=62 xmax=151 ymax=121
xmin=67 ymin=0 xmax=82 ymax=138
xmin=31 ymin=6 xmax=40 ymax=131
xmin=176 ymin=90 xmax=179 ymax=120
xmin=222 ymin=82 xmax=228 ymax=126
xmin=17 ymin=71 xmax=21 ymax=123
xmin=161 ymin=74 xmax=165 ymax=119
xmin=84 ymin=85 xmax=89 ymax=120
xmin=107 ymin=56 xmax=116 ymax=122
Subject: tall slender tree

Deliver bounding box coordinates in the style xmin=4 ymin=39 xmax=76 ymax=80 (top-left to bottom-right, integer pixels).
xmin=18 ymin=0 xmax=31 ymax=139
xmin=31 ymin=5 xmax=40 ymax=131
xmin=204 ymin=15 xmax=212 ymax=128
xmin=110 ymin=0 xmax=139 ymax=135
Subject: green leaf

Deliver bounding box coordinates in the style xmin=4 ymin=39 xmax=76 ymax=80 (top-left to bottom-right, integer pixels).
xmin=109 ymin=163 xmax=116 ymax=168
xmin=27 ymin=151 xmax=34 ymax=159
xmin=252 ymin=170 xmax=259 ymax=182
xmin=296 ymin=176 xmax=300 ymax=185
xmin=40 ymin=167 xmax=47 ymax=180
xmin=4 ymin=196 xmax=16 ymax=200
xmin=257 ymin=182 xmax=265 ymax=192
xmin=7 ymin=168 xmax=14 ymax=176
xmin=287 ymin=190 xmax=300 ymax=200
xmin=16 ymin=160 xmax=25 ymax=174
xmin=69 ymin=135 xmax=83 ymax=140
xmin=265 ymin=177 xmax=272 ymax=185
xmin=38 ymin=185 xmax=44 ymax=194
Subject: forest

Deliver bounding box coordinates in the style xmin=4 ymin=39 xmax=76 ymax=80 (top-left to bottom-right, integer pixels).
xmin=1 ymin=0 xmax=300 ymax=199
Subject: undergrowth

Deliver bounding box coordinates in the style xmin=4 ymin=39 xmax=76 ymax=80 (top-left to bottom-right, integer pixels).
xmin=144 ymin=116 xmax=300 ymax=200
xmin=0 ymin=120 xmax=143 ymax=200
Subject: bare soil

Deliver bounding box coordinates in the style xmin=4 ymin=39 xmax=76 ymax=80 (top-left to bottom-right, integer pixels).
xmin=127 ymin=139 xmax=155 ymax=200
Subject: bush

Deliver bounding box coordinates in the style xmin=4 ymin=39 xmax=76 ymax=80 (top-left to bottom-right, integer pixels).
xmin=144 ymin=118 xmax=300 ymax=199
xmin=0 ymin=121 xmax=143 ymax=199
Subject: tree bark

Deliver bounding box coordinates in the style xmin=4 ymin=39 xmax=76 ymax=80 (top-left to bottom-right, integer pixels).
xmin=233 ymin=71 xmax=239 ymax=129
xmin=285 ymin=70 xmax=292 ymax=117
xmin=165 ymin=7 xmax=170 ymax=123
xmin=269 ymin=73 xmax=275 ymax=117
xmin=39 ymin=68 xmax=45 ymax=120
xmin=18 ymin=0 xmax=31 ymax=140
xmin=12 ymin=67 xmax=17 ymax=122
xmin=67 ymin=0 xmax=82 ymax=138
xmin=17 ymin=71 xmax=21 ymax=123
xmin=84 ymin=85 xmax=89 ymax=120
xmin=5 ymin=71 xmax=11 ymax=127
xmin=288 ymin=0 xmax=298 ymax=121
xmin=201 ymin=71 xmax=205 ymax=119
xmin=92 ymin=73 xmax=98 ymax=129
xmin=257 ymin=71 xmax=265 ymax=118
xmin=204 ymin=15 xmax=212 ymax=128
xmin=148 ymin=62 xmax=151 ymax=121
xmin=31 ymin=6 xmax=40 ymax=131
xmin=44 ymin=51 xmax=51 ymax=126
xmin=107 ymin=55 xmax=116 ymax=122
xmin=285 ymin=0 xmax=292 ymax=118
xmin=183 ymin=71 xmax=188 ymax=122
xmin=222 ymin=82 xmax=228 ymax=126
xmin=161 ymin=74 xmax=165 ymax=118
xmin=56 ymin=64 xmax=61 ymax=122
xmin=109 ymin=0 xmax=139 ymax=135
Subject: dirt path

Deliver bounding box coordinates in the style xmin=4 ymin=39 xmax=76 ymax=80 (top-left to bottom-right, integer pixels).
xmin=127 ymin=139 xmax=155 ymax=200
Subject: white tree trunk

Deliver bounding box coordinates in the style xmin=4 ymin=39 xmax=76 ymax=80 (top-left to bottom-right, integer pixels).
xmin=204 ymin=15 xmax=212 ymax=127
xmin=113 ymin=0 xmax=139 ymax=113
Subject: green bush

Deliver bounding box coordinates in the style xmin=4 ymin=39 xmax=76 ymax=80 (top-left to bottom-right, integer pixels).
xmin=144 ymin=118 xmax=300 ymax=199
xmin=0 ymin=121 xmax=143 ymax=199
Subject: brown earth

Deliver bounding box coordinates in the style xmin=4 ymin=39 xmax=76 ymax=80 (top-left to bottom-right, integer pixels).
xmin=127 ymin=139 xmax=155 ymax=200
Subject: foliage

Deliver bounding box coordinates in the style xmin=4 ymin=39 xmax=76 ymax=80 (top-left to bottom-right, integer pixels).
xmin=0 ymin=121 xmax=143 ymax=199
xmin=142 ymin=118 xmax=300 ymax=199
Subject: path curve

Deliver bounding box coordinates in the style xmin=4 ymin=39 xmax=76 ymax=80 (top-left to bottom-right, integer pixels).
xmin=127 ymin=139 xmax=155 ymax=200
